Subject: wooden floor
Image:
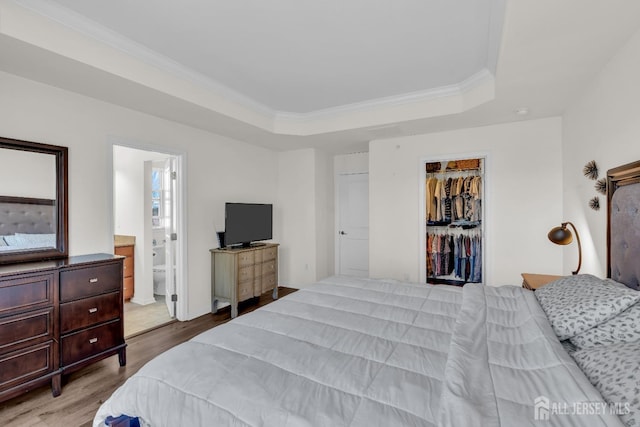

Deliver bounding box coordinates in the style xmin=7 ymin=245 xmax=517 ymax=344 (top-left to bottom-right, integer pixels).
xmin=0 ymin=287 xmax=297 ymax=427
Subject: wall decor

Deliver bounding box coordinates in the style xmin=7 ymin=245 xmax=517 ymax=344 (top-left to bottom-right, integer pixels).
xmin=589 ymin=196 xmax=600 ymax=211
xmin=583 ymin=160 xmax=599 ymax=180
xmin=595 ymin=178 xmax=607 ymax=195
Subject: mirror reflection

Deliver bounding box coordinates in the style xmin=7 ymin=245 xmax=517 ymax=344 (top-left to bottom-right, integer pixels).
xmin=0 ymin=148 xmax=57 ymax=252
xmin=0 ymin=136 xmax=66 ymax=262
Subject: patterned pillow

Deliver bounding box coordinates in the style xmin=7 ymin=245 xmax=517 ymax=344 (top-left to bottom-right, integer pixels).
xmin=535 ymin=274 xmax=640 ymax=340
xmin=572 ymin=341 xmax=640 ymax=427
xmin=571 ymin=302 xmax=640 ymax=349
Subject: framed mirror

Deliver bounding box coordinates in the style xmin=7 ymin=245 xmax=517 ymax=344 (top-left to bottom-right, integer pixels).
xmin=0 ymin=136 xmax=68 ymax=264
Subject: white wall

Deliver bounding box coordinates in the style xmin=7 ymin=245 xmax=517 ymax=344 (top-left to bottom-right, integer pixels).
xmin=562 ymin=26 xmax=640 ymax=277
xmin=113 ymin=146 xmax=147 ymax=304
xmin=277 ymin=149 xmax=317 ymax=286
xmin=276 ymin=148 xmax=335 ymax=287
xmin=0 ymin=70 xmax=278 ymax=320
xmin=369 ymin=117 xmax=564 ymax=285
xmin=335 ymin=152 xmax=369 ymax=175
xmin=314 ymin=150 xmax=334 ymax=280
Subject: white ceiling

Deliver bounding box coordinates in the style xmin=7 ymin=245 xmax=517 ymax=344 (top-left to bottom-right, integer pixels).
xmin=1 ymin=0 xmax=640 ymax=153
xmin=50 ymin=0 xmax=501 ymax=114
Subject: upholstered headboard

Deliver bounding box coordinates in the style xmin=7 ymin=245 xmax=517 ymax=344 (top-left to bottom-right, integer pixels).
xmin=607 ymin=160 xmax=640 ymax=290
xmin=0 ymin=196 xmax=56 ymax=236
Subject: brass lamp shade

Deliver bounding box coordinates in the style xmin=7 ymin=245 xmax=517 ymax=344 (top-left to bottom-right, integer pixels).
xmin=548 ymin=222 xmax=582 ymax=275
xmin=548 ymin=226 xmax=573 ymax=245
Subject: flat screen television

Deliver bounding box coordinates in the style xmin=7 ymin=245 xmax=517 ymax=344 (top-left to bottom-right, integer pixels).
xmin=224 ymin=202 xmax=273 ymax=248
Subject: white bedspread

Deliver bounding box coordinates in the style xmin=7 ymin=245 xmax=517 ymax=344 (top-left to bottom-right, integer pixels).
xmin=94 ymin=277 xmax=624 ymax=427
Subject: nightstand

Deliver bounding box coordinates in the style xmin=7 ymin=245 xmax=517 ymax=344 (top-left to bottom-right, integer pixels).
xmin=521 ymin=273 xmax=563 ymax=290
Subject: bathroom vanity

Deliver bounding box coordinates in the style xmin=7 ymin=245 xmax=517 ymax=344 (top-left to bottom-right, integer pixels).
xmin=114 ymin=235 xmax=135 ymax=301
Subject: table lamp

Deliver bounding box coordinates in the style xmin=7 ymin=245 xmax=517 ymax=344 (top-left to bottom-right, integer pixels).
xmin=548 ymin=222 xmax=582 ymax=275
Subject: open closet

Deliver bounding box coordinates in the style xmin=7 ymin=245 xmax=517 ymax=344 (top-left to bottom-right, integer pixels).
xmin=424 ymin=157 xmax=485 ymax=286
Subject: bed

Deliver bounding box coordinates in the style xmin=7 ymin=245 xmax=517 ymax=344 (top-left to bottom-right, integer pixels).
xmin=0 ymin=195 xmax=57 ymax=250
xmin=94 ymin=161 xmax=640 ymax=427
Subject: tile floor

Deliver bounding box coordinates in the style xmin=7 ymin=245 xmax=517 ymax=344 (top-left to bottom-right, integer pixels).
xmin=124 ymin=295 xmax=174 ymax=337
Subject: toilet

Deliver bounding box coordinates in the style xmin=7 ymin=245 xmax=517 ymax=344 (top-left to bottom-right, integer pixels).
xmin=153 ymin=265 xmax=166 ymax=295
xmin=153 ymin=248 xmax=166 ymax=296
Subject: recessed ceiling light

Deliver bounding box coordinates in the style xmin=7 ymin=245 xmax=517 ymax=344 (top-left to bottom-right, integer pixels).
xmin=514 ymin=107 xmax=529 ymax=116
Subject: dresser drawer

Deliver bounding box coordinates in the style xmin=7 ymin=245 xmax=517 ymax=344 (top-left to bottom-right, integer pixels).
xmin=261 ymin=273 xmax=277 ymax=293
xmin=253 ymin=267 xmax=262 ymax=296
xmin=237 ymin=265 xmax=254 ymax=283
xmin=0 ymin=273 xmax=54 ymax=317
xmin=253 ymin=264 xmax=262 ymax=278
xmin=0 ymin=341 xmax=55 ymax=390
xmin=238 ymin=279 xmax=254 ymax=302
xmin=123 ymin=277 xmax=134 ymax=301
xmin=61 ymin=320 xmax=122 ymax=366
xmin=60 ymin=262 xmax=122 ymax=302
xmin=237 ymin=252 xmax=254 ymax=268
xmin=115 ymin=245 xmax=134 ymax=258
xmin=263 ymin=247 xmax=277 ymax=262
xmin=262 ymin=260 xmax=277 ymax=275
xmin=122 ymin=255 xmax=133 ymax=279
xmin=60 ymin=292 xmax=120 ymax=334
xmin=0 ymin=308 xmax=54 ymax=352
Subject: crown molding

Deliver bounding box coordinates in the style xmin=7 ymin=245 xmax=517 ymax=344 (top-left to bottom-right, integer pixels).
xmin=11 ymin=0 xmax=497 ymax=136
xmin=275 ymin=69 xmax=494 ymax=121
xmin=13 ymin=0 xmax=277 ymax=119
xmin=273 ymin=69 xmax=495 ymax=135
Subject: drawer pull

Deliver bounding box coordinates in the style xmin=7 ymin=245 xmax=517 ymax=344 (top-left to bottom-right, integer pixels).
xmin=89 ymin=278 xmax=99 ymax=283
xmin=89 ymin=338 xmax=98 ymax=344
xmin=88 ymin=308 xmax=98 ymax=314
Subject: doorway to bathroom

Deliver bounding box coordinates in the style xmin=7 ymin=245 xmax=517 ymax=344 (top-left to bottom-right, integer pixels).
xmin=112 ymin=143 xmax=185 ymax=338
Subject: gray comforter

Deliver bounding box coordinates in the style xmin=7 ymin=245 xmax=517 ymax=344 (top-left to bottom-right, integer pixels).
xmin=94 ymin=276 xmax=623 ymax=426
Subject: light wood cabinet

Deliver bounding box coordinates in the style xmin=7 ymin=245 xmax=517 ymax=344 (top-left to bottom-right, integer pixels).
xmin=210 ymin=243 xmax=279 ymax=318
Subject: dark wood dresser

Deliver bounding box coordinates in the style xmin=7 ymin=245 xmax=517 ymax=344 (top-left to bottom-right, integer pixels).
xmin=59 ymin=254 xmax=127 ymax=374
xmin=0 ymin=254 xmax=126 ymax=403
xmin=0 ymin=262 xmax=59 ymax=402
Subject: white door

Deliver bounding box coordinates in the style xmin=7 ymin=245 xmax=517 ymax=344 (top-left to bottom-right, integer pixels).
xmin=337 ymin=173 xmax=369 ymax=277
xmin=163 ymin=158 xmax=177 ymax=317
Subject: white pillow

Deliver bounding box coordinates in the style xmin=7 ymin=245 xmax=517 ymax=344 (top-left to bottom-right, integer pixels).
xmin=15 ymin=233 xmax=56 ymax=247
xmin=3 ymin=235 xmax=21 ymax=246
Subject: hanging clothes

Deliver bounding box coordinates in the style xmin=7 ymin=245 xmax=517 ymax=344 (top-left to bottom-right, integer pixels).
xmin=425 ymin=177 xmax=438 ymax=222
xmin=426 ymin=174 xmax=482 ymax=226
xmin=427 ymin=231 xmax=481 ymax=283
xmin=425 ymin=160 xmax=483 ymax=286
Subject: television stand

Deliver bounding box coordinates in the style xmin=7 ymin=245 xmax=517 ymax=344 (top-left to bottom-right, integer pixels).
xmin=210 ymin=243 xmax=279 ymax=318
